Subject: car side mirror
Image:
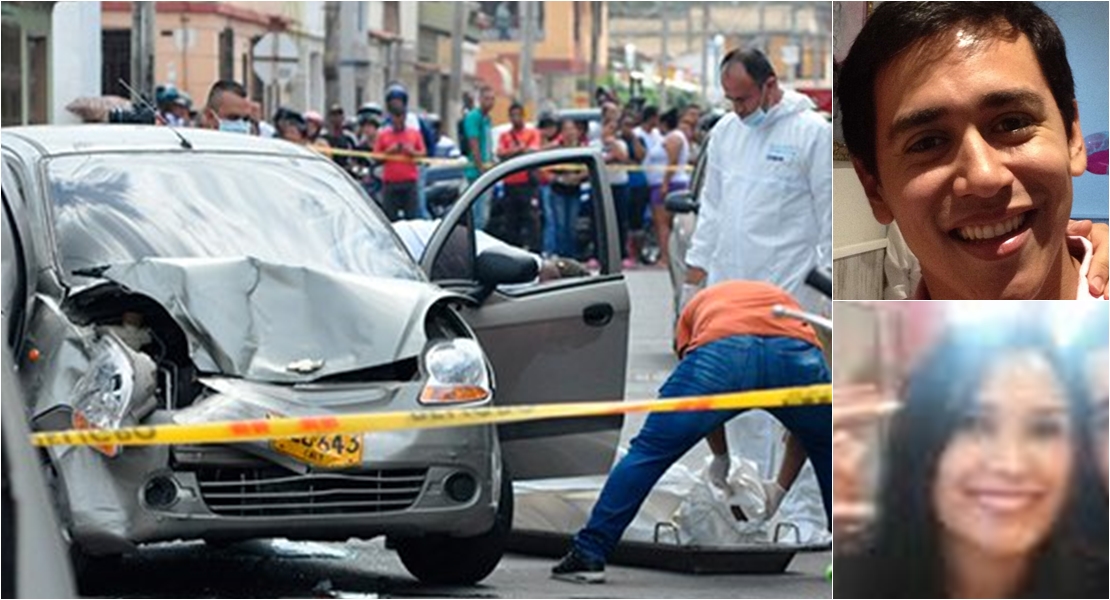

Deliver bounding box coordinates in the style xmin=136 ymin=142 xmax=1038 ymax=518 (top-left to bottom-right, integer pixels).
xmin=472 ymin=248 xmax=539 ymax=304
xmin=664 ymin=190 xmax=698 ymax=214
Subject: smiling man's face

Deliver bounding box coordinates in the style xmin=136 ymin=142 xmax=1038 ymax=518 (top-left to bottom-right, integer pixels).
xmin=854 ymin=30 xmax=1087 ymax=299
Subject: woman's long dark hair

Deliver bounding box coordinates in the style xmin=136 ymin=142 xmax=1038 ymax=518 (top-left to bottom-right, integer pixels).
xmin=845 ymin=322 xmax=1094 ymax=598
xmin=1063 ymin=308 xmax=1109 ymax=593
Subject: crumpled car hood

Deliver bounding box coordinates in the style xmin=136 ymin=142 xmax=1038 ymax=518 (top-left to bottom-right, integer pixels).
xmin=73 ymin=257 xmax=459 ymax=382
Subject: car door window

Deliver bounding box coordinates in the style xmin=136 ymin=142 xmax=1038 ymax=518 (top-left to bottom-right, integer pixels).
xmin=1 ymin=156 xmax=34 ymax=351
xmin=430 ymin=156 xmax=616 ymax=293
xmin=1 ymin=193 xmax=27 ymax=350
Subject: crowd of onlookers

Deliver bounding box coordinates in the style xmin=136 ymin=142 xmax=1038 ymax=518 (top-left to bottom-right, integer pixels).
xmin=124 ymin=79 xmax=719 ymax=266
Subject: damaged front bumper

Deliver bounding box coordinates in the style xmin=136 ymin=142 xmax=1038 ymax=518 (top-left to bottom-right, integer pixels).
xmin=49 ymin=378 xmax=500 ymax=555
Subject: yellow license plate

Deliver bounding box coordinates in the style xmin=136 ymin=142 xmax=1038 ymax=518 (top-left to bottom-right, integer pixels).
xmin=271 ymin=433 xmax=364 ymax=468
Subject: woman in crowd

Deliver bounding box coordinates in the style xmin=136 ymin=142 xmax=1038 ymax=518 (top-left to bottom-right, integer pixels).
xmin=594 ymin=116 xmax=631 ymax=268
xmin=537 ymin=113 xmax=562 ymax=257
xmin=548 ymin=118 xmax=588 ymax=259
xmin=643 ymin=108 xmax=689 ymax=266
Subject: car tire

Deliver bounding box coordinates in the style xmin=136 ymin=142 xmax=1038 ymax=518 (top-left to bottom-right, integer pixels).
xmin=395 ymin=465 xmax=513 ymax=585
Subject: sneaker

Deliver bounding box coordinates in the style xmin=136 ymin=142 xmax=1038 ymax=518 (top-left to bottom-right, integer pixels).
xmin=551 ymin=549 xmax=606 ymax=583
xmin=621 ymin=257 xmax=637 ymax=270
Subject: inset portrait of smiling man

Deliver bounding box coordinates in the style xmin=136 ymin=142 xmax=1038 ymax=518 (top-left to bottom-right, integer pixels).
xmin=836 ymin=2 xmax=1109 ymax=300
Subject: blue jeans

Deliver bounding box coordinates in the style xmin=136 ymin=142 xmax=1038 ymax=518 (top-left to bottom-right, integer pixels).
xmin=416 ymin=164 xmax=430 ymax=219
xmin=611 ymin=184 xmax=630 ymax=259
xmin=470 ymin=174 xmax=490 ymax=231
xmin=541 ymin=185 xmax=557 ymax=256
xmin=572 ymin=335 xmax=832 ymax=564
xmin=551 ymin=188 xmax=580 ymax=258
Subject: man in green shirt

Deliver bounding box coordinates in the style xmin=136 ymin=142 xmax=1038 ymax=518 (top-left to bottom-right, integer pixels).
xmin=464 ymin=85 xmax=496 ymax=229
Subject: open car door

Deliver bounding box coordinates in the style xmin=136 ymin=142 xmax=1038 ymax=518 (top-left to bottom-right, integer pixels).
xmin=419 ymin=148 xmax=630 ymax=479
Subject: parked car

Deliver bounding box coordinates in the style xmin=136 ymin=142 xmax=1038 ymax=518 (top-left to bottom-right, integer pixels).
xmin=1 ymin=126 xmax=629 ymax=585
xmin=663 ymin=133 xmax=709 ymax=322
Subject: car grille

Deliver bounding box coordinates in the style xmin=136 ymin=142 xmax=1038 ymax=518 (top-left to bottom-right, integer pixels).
xmin=194 ymin=467 xmax=428 ymax=517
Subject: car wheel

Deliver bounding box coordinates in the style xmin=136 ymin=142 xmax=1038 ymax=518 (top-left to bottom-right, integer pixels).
xmin=395 ymin=465 xmax=512 ymax=585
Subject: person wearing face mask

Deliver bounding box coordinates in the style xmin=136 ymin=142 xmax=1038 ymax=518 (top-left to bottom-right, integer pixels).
xmin=682 ymin=48 xmax=831 ymax=315
xmin=680 ymin=48 xmax=832 ymax=499
xmin=200 ymin=80 xmax=253 ymax=134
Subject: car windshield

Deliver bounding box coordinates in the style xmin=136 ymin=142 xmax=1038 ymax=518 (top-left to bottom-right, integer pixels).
xmin=47 ymin=152 xmax=422 ymax=281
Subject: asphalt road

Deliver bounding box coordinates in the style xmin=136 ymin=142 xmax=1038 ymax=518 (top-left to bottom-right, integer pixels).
xmin=77 ymin=269 xmax=831 ymax=599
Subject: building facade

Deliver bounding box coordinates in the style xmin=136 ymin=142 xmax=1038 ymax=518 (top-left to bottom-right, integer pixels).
xmin=3 ymin=1 xmax=103 ymax=126
xmin=609 ymin=1 xmax=832 ymax=105
xmin=475 ymin=1 xmax=609 ymax=121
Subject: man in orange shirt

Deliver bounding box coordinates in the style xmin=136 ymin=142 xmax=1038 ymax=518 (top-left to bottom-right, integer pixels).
xmin=373 ymin=87 xmax=427 ymax=221
xmin=492 ymin=101 xmax=543 ymax=250
xmin=553 ymin=281 xmax=831 ymax=583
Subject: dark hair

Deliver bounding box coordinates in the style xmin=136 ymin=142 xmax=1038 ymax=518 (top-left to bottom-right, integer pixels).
xmin=840 ymin=323 xmax=1094 ymax=598
xmin=838 ymin=2 xmax=1077 ymax=177
xmin=659 ymin=108 xmax=680 ymax=131
xmin=537 ymin=113 xmax=557 ymax=129
xmin=640 ymin=105 xmax=659 ymax=122
xmin=205 ymin=80 xmax=246 ymax=110
xmin=509 ymin=101 xmax=524 ymax=114
xmin=1065 ymin=308 xmax=1110 ymax=574
xmin=272 ymin=106 xmax=305 ymax=127
xmin=719 ymin=47 xmax=776 ymax=86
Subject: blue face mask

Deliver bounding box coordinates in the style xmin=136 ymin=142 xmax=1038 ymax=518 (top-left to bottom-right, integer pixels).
xmin=218 ymin=117 xmax=252 ymax=135
xmin=741 ymin=107 xmax=767 ymax=128
xmin=740 ymin=84 xmax=769 ymax=128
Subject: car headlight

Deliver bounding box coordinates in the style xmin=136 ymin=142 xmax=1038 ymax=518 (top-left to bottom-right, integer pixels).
xmin=72 ymin=332 xmax=157 ymax=457
xmin=420 ymin=338 xmax=491 ymax=405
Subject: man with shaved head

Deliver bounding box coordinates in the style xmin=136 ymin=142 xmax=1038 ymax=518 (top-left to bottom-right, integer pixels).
xmin=199 ymin=80 xmax=252 ymax=134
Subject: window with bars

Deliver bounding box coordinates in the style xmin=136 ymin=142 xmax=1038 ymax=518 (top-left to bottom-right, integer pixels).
xmin=101 ymin=29 xmax=131 ymax=98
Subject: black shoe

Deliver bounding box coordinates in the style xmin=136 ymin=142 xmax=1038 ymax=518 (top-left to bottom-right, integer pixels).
xmin=551 ymin=549 xmax=606 ymax=583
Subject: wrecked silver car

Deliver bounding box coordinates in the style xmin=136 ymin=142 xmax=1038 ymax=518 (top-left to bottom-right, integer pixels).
xmin=2 ymin=127 xmax=630 ymax=585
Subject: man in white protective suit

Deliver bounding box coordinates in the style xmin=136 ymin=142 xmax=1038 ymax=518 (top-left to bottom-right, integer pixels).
xmin=680 ymin=47 xmax=832 ymax=520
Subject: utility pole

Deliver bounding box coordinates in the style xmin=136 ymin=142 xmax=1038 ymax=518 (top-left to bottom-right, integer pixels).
xmin=699 ymin=1 xmax=709 ymax=102
xmin=448 ymin=1 xmax=467 ymax=139
xmin=130 ymin=1 xmax=156 ymax=102
xmin=520 ymin=1 xmax=536 ymax=110
xmin=324 ymin=1 xmax=340 ymax=109
xmin=685 ymin=3 xmax=693 ymax=52
xmin=587 ymin=1 xmax=601 ymax=104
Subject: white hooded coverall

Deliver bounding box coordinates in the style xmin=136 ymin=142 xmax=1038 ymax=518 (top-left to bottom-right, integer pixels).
xmin=685 ymin=90 xmax=832 ymax=314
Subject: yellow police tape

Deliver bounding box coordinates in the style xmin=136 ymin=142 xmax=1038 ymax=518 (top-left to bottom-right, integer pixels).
xmin=318 ymin=146 xmax=694 ymax=172
xmin=30 ymin=384 xmax=830 ymax=448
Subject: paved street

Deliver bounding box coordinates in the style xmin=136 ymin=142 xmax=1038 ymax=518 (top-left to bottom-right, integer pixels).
xmin=77 ymin=270 xmax=830 ymax=599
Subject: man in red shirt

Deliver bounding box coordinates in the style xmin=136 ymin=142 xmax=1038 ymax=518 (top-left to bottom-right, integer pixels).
xmin=492 ymin=101 xmax=542 ymax=250
xmin=373 ymin=91 xmax=427 ymax=221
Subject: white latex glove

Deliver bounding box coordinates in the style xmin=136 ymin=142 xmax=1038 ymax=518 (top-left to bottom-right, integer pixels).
xmin=708 ymin=453 xmax=731 ymax=493
xmin=764 ymin=480 xmax=787 ymax=519
xmin=679 ymin=283 xmax=700 ymax=313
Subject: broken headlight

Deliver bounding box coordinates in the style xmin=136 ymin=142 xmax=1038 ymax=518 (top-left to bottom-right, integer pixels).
xmin=72 ymin=332 xmax=158 ymax=456
xmin=420 ymin=338 xmax=491 ymax=405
